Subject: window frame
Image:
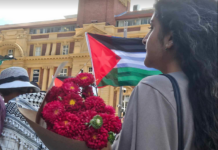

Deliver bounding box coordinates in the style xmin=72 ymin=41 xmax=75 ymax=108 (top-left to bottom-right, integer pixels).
xmin=117 ymin=17 xmax=151 ymax=27
xmin=32 ymin=69 xmax=40 ymax=83
xmin=59 ymin=68 xmax=68 ymax=76
xmin=39 ymin=25 xmax=76 ymax=34
xmin=35 ymin=46 xmax=41 ymax=56
xmin=88 ymin=67 xmax=93 ymax=73
xmin=122 ymin=95 xmax=130 ymax=112
xmin=30 ymin=29 xmax=37 ymax=34
xmin=62 ymin=45 xmax=69 ymax=55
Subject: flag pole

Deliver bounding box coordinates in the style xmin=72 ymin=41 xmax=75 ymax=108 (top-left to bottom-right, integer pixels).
xmin=118 ymin=21 xmax=128 ymax=118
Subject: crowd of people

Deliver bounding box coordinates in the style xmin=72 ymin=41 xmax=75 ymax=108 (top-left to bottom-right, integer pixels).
xmin=0 ymin=0 xmax=218 ymax=150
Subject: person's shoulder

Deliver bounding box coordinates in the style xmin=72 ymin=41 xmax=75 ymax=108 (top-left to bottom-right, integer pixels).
xmin=139 ymin=74 xmax=172 ymax=90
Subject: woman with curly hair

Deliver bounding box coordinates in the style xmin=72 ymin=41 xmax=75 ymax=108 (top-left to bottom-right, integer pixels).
xmin=112 ymin=0 xmax=218 ymax=149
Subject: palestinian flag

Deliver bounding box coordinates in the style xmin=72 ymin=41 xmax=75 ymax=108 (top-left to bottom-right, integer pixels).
xmin=54 ymin=77 xmax=63 ymax=87
xmin=85 ymin=33 xmax=162 ymax=87
xmin=0 ymin=55 xmax=16 ymax=65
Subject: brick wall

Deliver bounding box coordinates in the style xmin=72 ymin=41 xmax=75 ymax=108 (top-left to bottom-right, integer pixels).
xmin=77 ymin=0 xmax=128 ymax=26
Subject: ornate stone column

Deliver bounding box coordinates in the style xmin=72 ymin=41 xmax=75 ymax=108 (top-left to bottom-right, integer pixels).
xmin=51 ymin=43 xmax=56 ymax=55
xmin=45 ymin=43 xmax=51 ymax=56
xmin=42 ymin=66 xmax=48 ymax=91
xmin=48 ymin=66 xmax=54 ymax=88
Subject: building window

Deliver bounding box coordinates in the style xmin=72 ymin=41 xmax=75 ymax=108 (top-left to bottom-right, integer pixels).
xmin=30 ymin=29 xmax=37 ymax=34
xmin=39 ymin=25 xmax=76 ymax=34
xmin=141 ymin=18 xmax=151 ymax=25
xmin=8 ymin=49 xmax=13 ymax=57
xmin=117 ymin=17 xmax=151 ymax=27
xmin=60 ymin=68 xmax=68 ymax=76
xmin=33 ymin=69 xmax=40 ymax=82
xmin=62 ymin=45 xmax=69 ymax=55
xmin=122 ymin=95 xmax=130 ymax=112
xmin=35 ymin=47 xmax=41 ymax=56
xmin=88 ymin=67 xmax=93 ymax=73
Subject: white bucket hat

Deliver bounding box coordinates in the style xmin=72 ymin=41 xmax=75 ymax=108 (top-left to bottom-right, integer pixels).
xmin=0 ymin=67 xmax=40 ymax=92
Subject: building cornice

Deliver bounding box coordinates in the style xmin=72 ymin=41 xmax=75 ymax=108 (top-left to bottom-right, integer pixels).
xmin=15 ymin=53 xmax=90 ymax=61
xmin=0 ymin=18 xmax=77 ymax=30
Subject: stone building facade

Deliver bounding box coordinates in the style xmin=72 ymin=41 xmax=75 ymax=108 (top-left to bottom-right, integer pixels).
xmin=0 ymin=0 xmax=153 ymax=114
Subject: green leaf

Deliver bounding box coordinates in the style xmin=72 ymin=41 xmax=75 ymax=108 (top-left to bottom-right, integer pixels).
xmin=89 ymin=115 xmax=103 ymax=129
xmin=108 ymin=131 xmax=116 ymax=144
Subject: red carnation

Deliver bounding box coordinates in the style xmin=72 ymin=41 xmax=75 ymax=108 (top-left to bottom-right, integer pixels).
xmin=53 ymin=112 xmax=80 ymax=137
xmin=84 ymin=96 xmax=106 ymax=113
xmin=62 ymin=82 xmax=80 ymax=94
xmin=62 ymin=93 xmax=83 ymax=112
xmin=80 ymin=110 xmax=97 ymax=124
xmin=45 ymin=86 xmax=64 ymax=102
xmin=42 ymin=101 xmax=65 ymax=124
xmin=63 ymin=77 xmax=79 ymax=84
xmin=100 ymin=113 xmax=122 ymax=134
xmin=76 ymin=73 xmax=94 ymax=87
xmin=104 ymin=105 xmax=116 ymax=115
xmin=83 ymin=127 xmax=108 ymax=149
xmin=82 ymin=86 xmax=94 ymax=98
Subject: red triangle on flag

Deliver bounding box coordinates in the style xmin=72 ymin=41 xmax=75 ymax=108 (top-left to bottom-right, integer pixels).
xmin=54 ymin=78 xmax=63 ymax=87
xmin=87 ymin=34 xmax=121 ymax=86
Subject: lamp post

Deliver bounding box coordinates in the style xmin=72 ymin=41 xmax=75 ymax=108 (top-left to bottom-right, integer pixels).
xmin=118 ymin=21 xmax=128 ymax=118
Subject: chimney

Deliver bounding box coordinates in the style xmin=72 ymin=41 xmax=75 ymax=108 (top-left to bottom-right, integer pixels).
xmin=133 ymin=5 xmax=140 ymax=11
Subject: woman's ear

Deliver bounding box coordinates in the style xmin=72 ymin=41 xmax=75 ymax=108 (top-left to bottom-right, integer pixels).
xmin=164 ymin=32 xmax=174 ymax=50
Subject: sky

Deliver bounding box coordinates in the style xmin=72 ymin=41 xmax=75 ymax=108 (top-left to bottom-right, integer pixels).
xmin=0 ymin=0 xmax=155 ymax=26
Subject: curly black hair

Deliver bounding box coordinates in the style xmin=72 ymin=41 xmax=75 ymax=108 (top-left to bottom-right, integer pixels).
xmin=154 ymin=0 xmax=218 ymax=149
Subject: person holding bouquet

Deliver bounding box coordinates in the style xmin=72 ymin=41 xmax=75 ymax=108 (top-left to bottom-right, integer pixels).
xmin=112 ymin=0 xmax=218 ymax=150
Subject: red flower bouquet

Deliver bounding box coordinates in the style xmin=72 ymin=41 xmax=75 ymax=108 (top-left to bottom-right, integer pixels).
xmin=40 ymin=73 xmax=121 ymax=149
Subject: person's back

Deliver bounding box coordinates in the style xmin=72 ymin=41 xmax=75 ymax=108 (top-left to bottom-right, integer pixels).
xmin=113 ymin=72 xmax=195 ymax=150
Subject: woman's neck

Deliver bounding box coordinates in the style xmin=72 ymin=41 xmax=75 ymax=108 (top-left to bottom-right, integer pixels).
xmin=160 ymin=60 xmax=182 ymax=74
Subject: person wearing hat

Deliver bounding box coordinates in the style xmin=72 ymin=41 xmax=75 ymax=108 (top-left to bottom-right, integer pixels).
xmin=0 ymin=67 xmax=47 ymax=150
